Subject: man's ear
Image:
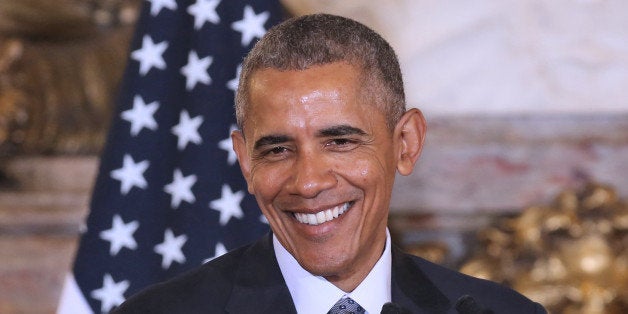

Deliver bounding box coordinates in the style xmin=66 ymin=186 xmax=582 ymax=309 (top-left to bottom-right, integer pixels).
xmin=231 ymin=129 xmax=255 ymax=194
xmin=394 ymin=108 xmax=427 ymax=176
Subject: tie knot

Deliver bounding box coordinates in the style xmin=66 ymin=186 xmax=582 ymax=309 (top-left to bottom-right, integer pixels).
xmin=328 ymin=297 xmax=365 ymax=314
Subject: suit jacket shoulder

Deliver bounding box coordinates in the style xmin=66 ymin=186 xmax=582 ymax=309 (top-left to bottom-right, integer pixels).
xmin=114 ymin=235 xmax=545 ymax=314
xmin=112 ymin=234 xmax=296 ymax=314
xmin=391 ymin=247 xmax=547 ymax=313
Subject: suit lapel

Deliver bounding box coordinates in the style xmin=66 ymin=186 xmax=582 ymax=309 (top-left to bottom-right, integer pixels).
xmin=225 ymin=234 xmax=297 ymax=314
xmin=391 ymin=246 xmax=451 ymax=313
xmin=223 ymin=236 xmax=451 ymax=313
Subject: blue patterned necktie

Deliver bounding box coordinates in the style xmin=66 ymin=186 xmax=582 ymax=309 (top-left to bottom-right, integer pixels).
xmin=328 ymin=297 xmax=366 ymax=314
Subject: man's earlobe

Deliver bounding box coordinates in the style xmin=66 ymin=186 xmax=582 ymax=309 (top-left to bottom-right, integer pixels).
xmin=395 ymin=108 xmax=427 ymax=176
xmin=231 ymin=130 xmax=255 ymax=194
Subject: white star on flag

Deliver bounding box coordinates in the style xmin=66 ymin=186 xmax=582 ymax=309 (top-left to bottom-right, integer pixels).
xmin=227 ymin=64 xmax=241 ymax=91
xmin=231 ymin=5 xmax=269 ymax=46
xmin=147 ymin=0 xmax=177 ymax=16
xmin=210 ymin=184 xmax=245 ymax=226
xmin=218 ymin=124 xmax=238 ymax=165
xmin=99 ymin=215 xmax=139 ymax=256
xmin=171 ymin=110 xmax=204 ymax=151
xmin=61 ymin=2 xmax=282 ymax=311
xmin=163 ymin=168 xmax=197 ymax=209
xmin=90 ymin=274 xmax=129 ymax=313
xmin=121 ymin=95 xmax=159 ymax=136
xmin=180 ymin=50 xmax=213 ymax=90
xmin=154 ymin=229 xmax=188 ymax=269
xmin=187 ymin=0 xmax=221 ymax=30
xmin=110 ymin=154 xmax=150 ymax=195
xmin=131 ymin=35 xmax=168 ymax=76
xmin=204 ymin=242 xmax=228 ymax=263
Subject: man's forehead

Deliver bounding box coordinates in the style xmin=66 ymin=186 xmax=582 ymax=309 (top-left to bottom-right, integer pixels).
xmin=240 ymin=62 xmax=390 ymax=137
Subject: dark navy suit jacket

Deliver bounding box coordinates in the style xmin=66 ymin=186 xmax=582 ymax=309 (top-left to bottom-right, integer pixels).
xmin=113 ymin=233 xmax=546 ymax=313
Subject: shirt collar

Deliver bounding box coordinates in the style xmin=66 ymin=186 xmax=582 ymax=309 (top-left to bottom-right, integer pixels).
xmin=273 ymin=230 xmax=392 ymax=314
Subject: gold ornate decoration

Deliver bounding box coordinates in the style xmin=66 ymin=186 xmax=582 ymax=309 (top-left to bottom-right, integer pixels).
xmin=460 ymin=183 xmax=628 ymax=313
xmin=0 ymin=0 xmax=141 ymax=156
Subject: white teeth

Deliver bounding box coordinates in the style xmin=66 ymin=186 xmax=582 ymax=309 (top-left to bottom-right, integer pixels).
xmin=325 ymin=210 xmax=333 ymax=221
xmin=294 ymin=203 xmax=350 ymax=226
xmin=316 ymin=211 xmax=325 ymax=222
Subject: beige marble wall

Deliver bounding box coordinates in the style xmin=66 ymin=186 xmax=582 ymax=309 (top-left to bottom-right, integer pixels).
xmin=0 ymin=157 xmax=95 ymax=313
xmin=281 ymin=0 xmax=628 ymax=116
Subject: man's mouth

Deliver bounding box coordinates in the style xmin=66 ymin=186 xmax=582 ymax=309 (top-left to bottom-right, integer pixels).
xmin=293 ymin=202 xmax=352 ymax=226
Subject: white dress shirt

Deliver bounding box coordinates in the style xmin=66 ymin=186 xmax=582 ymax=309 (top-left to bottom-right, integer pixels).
xmin=273 ymin=229 xmax=392 ymax=314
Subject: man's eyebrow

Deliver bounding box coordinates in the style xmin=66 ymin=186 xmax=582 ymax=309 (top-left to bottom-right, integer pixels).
xmin=317 ymin=125 xmax=367 ymax=137
xmin=253 ymin=135 xmax=292 ymax=150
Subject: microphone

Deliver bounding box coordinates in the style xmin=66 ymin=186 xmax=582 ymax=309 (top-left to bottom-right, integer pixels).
xmin=455 ymin=295 xmax=493 ymax=314
xmin=380 ymin=302 xmax=411 ymax=314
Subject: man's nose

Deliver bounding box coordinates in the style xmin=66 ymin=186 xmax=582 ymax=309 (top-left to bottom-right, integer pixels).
xmin=287 ymin=152 xmax=337 ymax=198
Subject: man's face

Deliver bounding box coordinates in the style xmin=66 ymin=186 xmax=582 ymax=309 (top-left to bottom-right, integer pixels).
xmin=233 ymin=62 xmax=419 ymax=291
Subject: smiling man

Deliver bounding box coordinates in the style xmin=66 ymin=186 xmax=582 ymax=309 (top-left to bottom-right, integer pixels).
xmin=114 ymin=14 xmax=546 ymax=314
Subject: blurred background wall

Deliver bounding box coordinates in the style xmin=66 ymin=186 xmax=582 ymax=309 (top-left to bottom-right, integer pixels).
xmin=0 ymin=0 xmax=626 ymax=312
xmin=0 ymin=0 xmax=140 ymax=312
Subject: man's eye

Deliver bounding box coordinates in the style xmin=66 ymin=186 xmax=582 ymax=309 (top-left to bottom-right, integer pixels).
xmin=326 ymin=138 xmax=358 ymax=150
xmin=267 ymin=146 xmax=288 ymax=155
xmin=330 ymin=138 xmax=351 ymax=145
xmin=253 ymin=146 xmax=290 ymax=162
xmin=257 ymin=146 xmax=290 ymax=160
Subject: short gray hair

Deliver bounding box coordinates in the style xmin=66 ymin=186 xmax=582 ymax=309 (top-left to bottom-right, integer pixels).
xmin=235 ymin=13 xmax=406 ymax=131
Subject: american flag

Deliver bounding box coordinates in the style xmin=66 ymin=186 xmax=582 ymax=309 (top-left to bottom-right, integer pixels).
xmin=57 ymin=0 xmax=283 ymax=312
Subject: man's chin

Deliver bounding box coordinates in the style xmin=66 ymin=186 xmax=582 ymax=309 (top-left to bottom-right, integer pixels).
xmin=296 ymin=253 xmax=351 ymax=277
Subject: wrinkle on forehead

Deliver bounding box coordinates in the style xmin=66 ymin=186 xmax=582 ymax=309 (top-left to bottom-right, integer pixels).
xmin=299 ymin=89 xmax=344 ymax=107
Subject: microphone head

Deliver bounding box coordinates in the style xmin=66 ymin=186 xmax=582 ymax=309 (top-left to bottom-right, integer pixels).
xmin=455 ymin=295 xmax=493 ymax=314
xmin=381 ymin=302 xmax=411 ymax=314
